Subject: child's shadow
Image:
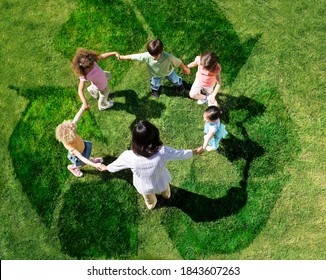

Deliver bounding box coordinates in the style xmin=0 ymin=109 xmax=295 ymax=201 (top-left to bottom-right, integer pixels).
xmin=160 ymin=81 xmax=192 ymax=98
xmin=161 ymin=129 xmax=264 ymax=222
xmin=160 ymin=94 xmax=265 ymax=222
xmin=110 ymin=90 xmax=166 ymax=129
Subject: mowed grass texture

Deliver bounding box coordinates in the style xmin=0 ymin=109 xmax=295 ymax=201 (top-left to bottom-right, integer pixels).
xmin=1 ymin=0 xmax=325 ymax=260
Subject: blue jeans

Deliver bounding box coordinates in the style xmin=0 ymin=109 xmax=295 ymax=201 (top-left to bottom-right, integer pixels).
xmin=150 ymin=70 xmax=182 ymax=91
xmin=67 ymin=140 xmax=92 ymax=167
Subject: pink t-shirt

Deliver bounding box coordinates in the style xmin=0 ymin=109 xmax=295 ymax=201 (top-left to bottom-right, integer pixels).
xmin=79 ymin=62 xmax=107 ymax=90
xmin=195 ymin=56 xmax=221 ymax=87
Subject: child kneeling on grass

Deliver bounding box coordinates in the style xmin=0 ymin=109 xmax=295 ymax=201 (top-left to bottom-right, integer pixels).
xmin=187 ymin=52 xmax=221 ymax=106
xmin=98 ymin=121 xmax=198 ymax=210
xmin=55 ymin=105 xmax=103 ymax=177
xmin=196 ymin=106 xmax=228 ymax=154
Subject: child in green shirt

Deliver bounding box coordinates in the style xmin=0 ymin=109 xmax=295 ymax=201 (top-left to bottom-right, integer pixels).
xmin=118 ymin=39 xmax=190 ymax=98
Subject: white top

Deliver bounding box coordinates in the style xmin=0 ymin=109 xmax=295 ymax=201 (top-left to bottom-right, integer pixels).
xmin=107 ymin=146 xmax=193 ymax=194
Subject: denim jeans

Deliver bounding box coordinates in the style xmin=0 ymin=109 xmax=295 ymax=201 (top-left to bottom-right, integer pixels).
xmin=67 ymin=140 xmax=92 ymax=167
xmin=150 ymin=70 xmax=182 ymax=91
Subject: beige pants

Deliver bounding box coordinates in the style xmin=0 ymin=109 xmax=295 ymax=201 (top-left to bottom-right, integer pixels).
xmin=87 ymin=71 xmax=113 ymax=110
xmin=142 ymin=185 xmax=171 ymax=210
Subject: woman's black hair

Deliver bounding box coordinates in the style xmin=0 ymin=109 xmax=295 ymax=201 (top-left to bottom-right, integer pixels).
xmin=131 ymin=121 xmax=163 ymax=157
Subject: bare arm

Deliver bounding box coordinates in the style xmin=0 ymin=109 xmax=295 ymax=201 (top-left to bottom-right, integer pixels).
xmin=196 ymin=130 xmax=215 ymax=154
xmin=118 ymin=54 xmax=133 ymax=60
xmin=98 ymin=52 xmax=120 ymax=60
xmin=72 ymin=149 xmax=102 ymax=169
xmin=187 ymin=60 xmax=198 ymax=68
xmin=77 ymin=79 xmax=89 ymax=110
xmin=72 ymin=105 xmax=85 ymax=124
xmin=208 ymin=72 xmax=222 ymax=105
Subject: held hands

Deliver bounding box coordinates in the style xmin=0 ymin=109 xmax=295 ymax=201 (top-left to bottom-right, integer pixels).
xmin=183 ymin=67 xmax=191 ymax=75
xmin=193 ymin=146 xmax=205 ymax=155
xmin=82 ymin=102 xmax=90 ymax=110
xmin=96 ymin=163 xmax=108 ymax=171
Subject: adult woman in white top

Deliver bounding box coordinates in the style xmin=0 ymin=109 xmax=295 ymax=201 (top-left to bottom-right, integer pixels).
xmin=99 ymin=121 xmax=196 ymax=209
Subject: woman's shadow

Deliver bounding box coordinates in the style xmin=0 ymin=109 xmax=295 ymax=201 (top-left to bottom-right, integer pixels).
xmin=87 ymin=93 xmax=266 ymax=223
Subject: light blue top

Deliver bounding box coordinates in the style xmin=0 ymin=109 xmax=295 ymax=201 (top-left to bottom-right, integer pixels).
xmin=204 ymin=119 xmax=228 ymax=150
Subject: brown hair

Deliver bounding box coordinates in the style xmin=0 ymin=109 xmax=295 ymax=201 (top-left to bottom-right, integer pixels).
xmin=147 ymin=39 xmax=164 ymax=56
xmin=72 ymin=48 xmax=100 ymax=76
xmin=201 ymin=52 xmax=219 ymax=72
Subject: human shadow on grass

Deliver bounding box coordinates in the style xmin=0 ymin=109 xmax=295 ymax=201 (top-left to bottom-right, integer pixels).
xmin=160 ymin=128 xmax=264 ymax=222
xmin=110 ymin=90 xmax=166 ymax=129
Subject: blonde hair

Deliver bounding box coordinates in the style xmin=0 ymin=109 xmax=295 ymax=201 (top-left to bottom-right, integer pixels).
xmin=55 ymin=120 xmax=77 ymax=144
xmin=72 ymin=48 xmax=100 ymax=76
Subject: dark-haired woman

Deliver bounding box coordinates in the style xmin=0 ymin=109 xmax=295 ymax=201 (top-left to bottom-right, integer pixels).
xmin=99 ymin=121 xmax=196 ymax=209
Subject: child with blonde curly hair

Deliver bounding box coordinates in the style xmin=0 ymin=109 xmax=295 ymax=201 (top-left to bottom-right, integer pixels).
xmin=56 ymin=106 xmax=103 ymax=177
xmin=72 ymin=48 xmax=119 ymax=111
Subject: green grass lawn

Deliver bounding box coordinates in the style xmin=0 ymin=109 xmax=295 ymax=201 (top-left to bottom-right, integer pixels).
xmin=1 ymin=0 xmax=325 ymax=260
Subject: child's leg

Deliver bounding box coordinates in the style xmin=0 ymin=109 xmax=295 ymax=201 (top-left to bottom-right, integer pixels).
xmin=142 ymin=193 xmax=157 ymax=210
xmin=150 ymin=77 xmax=162 ymax=91
xmin=166 ymin=70 xmax=182 ymax=87
xmin=150 ymin=77 xmax=162 ymax=97
xmin=87 ymin=84 xmax=99 ymax=99
xmin=98 ymin=87 xmax=114 ymax=110
xmin=189 ymin=80 xmax=207 ymax=103
xmin=203 ymin=86 xmax=218 ymax=106
xmin=161 ymin=184 xmax=171 ymax=199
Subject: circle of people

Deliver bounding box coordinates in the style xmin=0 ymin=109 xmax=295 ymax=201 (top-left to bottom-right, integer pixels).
xmin=56 ymin=39 xmax=228 ymax=210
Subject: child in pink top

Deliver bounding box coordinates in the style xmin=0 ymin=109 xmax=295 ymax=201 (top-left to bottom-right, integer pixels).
xmin=187 ymin=52 xmax=222 ymax=106
xmin=72 ymin=48 xmax=119 ymax=111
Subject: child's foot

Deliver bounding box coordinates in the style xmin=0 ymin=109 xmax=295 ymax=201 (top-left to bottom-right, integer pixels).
xmin=151 ymin=90 xmax=160 ymax=98
xmin=90 ymin=157 xmax=103 ymax=164
xmin=67 ymin=165 xmax=83 ymax=177
xmin=99 ymin=100 xmax=114 ymax=110
xmin=197 ymin=97 xmax=208 ymax=105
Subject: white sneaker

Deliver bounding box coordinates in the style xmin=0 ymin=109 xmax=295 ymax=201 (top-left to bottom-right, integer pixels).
xmin=87 ymin=85 xmax=99 ymax=99
xmin=99 ymin=100 xmax=114 ymax=110
xmin=197 ymin=98 xmax=208 ymax=105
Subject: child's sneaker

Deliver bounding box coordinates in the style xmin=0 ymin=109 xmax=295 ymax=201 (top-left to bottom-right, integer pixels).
xmin=90 ymin=157 xmax=103 ymax=164
xmin=67 ymin=165 xmax=83 ymax=177
xmin=87 ymin=85 xmax=99 ymax=99
xmin=151 ymin=90 xmax=160 ymax=98
xmin=197 ymin=98 xmax=208 ymax=105
xmin=99 ymin=100 xmax=114 ymax=110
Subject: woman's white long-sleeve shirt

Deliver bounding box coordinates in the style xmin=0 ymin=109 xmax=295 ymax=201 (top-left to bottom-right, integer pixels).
xmin=107 ymin=146 xmax=193 ymax=195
